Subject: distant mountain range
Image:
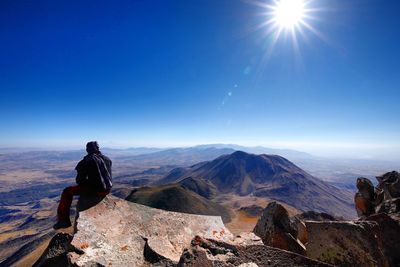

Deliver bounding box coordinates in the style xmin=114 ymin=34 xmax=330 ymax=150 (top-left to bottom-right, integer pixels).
xmin=158 ymin=151 xmax=355 ymax=218
xmin=116 ymin=146 xmax=236 ymax=166
xmin=0 ymin=144 xmax=311 ymax=162
xmin=2 ymin=144 xmax=396 ymax=190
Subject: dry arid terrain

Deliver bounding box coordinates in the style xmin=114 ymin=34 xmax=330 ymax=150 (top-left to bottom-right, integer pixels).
xmin=0 ymin=145 xmax=398 ymax=265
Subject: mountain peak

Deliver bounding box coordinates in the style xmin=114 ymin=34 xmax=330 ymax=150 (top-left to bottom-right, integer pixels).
xmin=159 ymin=151 xmax=355 ymax=218
xmin=231 ymin=150 xmax=249 ymax=158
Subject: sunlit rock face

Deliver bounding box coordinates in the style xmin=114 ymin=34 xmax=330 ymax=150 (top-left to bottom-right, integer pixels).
xmin=354 ymin=171 xmax=400 ymax=218
xmin=69 ymin=195 xmax=233 ymax=266
xmin=305 ymin=171 xmax=400 ymax=267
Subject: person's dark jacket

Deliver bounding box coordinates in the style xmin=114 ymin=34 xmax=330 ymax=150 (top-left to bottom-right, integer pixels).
xmin=75 ymin=152 xmax=112 ymax=191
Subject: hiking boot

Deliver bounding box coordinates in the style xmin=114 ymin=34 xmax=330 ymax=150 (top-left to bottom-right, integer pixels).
xmin=53 ymin=220 xmax=72 ymax=230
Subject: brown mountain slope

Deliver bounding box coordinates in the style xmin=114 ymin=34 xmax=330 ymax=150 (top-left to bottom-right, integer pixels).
xmin=125 ymin=183 xmax=231 ymax=223
xmin=159 ymin=151 xmax=355 ymax=218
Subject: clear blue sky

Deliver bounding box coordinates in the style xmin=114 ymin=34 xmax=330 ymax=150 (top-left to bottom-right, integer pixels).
xmin=0 ymin=0 xmax=399 ymax=159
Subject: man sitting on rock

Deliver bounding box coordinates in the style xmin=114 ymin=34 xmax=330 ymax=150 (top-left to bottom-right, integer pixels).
xmin=53 ymin=141 xmax=112 ymax=230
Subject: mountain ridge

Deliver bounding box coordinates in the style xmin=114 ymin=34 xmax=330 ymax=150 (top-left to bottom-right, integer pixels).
xmin=158 ymin=151 xmax=355 ymax=218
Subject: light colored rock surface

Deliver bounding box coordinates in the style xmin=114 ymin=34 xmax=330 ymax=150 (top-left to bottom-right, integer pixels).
xmin=70 ymin=195 xmax=233 ymax=267
xmin=296 ymin=220 xmax=308 ymax=245
xmin=237 ymin=263 xmax=258 ymax=267
xmin=232 ymin=232 xmax=263 ymax=246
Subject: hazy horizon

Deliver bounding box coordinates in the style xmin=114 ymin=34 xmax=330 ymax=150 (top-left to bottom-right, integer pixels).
xmin=1 ymin=141 xmax=399 ymax=162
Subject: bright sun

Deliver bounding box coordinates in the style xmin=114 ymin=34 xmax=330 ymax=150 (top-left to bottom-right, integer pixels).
xmin=253 ymin=0 xmax=319 ymax=51
xmin=272 ymin=0 xmax=305 ymax=29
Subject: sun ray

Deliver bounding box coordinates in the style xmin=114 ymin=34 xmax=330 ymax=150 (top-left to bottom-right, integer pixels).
xmin=244 ymin=0 xmax=325 ymax=87
xmin=248 ymin=0 xmax=323 ymax=52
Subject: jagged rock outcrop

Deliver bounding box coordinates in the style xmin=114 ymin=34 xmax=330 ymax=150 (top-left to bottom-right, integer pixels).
xmin=253 ymin=202 xmax=306 ymax=255
xmin=178 ymin=236 xmax=332 ymax=267
xmin=253 ymin=185 xmax=400 ymax=267
xmin=354 ymin=177 xmax=379 ymax=217
xmin=376 ymin=171 xmax=400 ymax=199
xmin=304 ymin=171 xmax=400 ymax=267
xmin=355 ymin=171 xmax=400 ymax=217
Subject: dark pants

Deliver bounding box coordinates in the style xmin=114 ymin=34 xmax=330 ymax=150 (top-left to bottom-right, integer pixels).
xmin=57 ymin=185 xmax=110 ymax=222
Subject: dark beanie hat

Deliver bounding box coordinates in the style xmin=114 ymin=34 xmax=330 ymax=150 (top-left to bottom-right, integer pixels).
xmin=86 ymin=141 xmax=100 ymax=153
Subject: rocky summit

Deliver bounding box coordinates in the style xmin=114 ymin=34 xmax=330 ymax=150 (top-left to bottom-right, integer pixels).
xmin=251 ymin=171 xmax=400 ymax=267
xmin=35 ymin=195 xmax=333 ymax=267
xmin=35 ymin=171 xmax=400 ymax=267
xmin=61 ymin=195 xmax=233 ymax=266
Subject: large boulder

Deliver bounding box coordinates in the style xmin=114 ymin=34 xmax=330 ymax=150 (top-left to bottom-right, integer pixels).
xmin=68 ymin=195 xmax=233 ymax=266
xmin=305 ymin=220 xmax=388 ymax=267
xmin=354 ymin=177 xmax=377 ymax=217
xmin=355 ymin=171 xmax=400 ymax=218
xmin=253 ymin=202 xmax=305 ymax=255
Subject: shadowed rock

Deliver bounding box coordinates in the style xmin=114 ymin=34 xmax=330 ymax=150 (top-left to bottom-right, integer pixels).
xmin=178 ymin=236 xmax=333 ymax=267
xmin=354 ymin=177 xmax=377 ymax=217
xmin=366 ymin=213 xmax=400 ymax=267
xmin=375 ymin=171 xmax=400 ymax=215
xmin=376 ymin=171 xmax=400 ymax=199
xmin=253 ymin=202 xmax=306 ymax=255
xmin=33 ymin=233 xmax=82 ymax=267
xmin=294 ymin=211 xmax=338 ymax=221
